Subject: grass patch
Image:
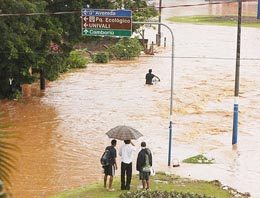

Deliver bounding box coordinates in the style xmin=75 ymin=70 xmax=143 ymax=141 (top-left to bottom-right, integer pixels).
xmin=168 ymin=15 xmax=260 ymax=28
xmin=182 ymin=154 xmax=214 ymax=164
xmin=49 ymin=172 xmax=234 ymax=198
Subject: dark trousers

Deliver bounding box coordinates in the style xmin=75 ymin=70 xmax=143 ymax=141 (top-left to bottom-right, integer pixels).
xmin=121 ymin=162 xmax=132 ymax=190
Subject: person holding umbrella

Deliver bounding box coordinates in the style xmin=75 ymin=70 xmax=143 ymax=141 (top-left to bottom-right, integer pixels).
xmin=119 ymin=140 xmax=136 ymax=190
xmin=105 ymin=125 xmax=143 ymax=190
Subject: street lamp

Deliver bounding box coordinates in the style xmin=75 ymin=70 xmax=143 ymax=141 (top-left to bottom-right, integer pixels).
xmin=133 ymin=21 xmax=175 ymax=166
xmin=232 ymin=0 xmax=242 ymax=145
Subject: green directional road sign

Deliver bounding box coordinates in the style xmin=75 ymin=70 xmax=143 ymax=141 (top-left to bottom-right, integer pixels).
xmin=81 ymin=9 xmax=132 ymax=37
xmin=82 ymin=29 xmax=131 ymax=37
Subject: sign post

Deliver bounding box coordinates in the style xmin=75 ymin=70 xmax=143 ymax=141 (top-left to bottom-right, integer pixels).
xmin=81 ymin=9 xmax=132 ymax=37
xmin=232 ymin=0 xmax=242 ymax=146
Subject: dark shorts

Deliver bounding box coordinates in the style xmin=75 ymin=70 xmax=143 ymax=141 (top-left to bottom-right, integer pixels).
xmin=139 ymin=171 xmax=150 ymax=181
xmin=103 ymin=164 xmax=115 ymax=176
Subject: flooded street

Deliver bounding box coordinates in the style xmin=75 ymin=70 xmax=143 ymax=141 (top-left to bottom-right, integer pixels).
xmin=0 ymin=1 xmax=260 ymax=198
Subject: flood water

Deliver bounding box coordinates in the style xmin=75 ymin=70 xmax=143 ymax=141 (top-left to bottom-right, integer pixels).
xmin=0 ymin=1 xmax=260 ymax=198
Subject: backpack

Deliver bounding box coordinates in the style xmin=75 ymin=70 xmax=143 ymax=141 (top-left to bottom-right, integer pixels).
xmin=142 ymin=149 xmax=151 ymax=172
xmin=100 ymin=147 xmax=112 ymax=166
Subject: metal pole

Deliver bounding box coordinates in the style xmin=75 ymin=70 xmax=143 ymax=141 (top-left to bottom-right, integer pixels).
xmin=156 ymin=0 xmax=162 ymax=46
xmin=40 ymin=70 xmax=45 ymax=90
xmin=258 ymin=0 xmax=260 ymax=19
xmin=121 ymin=0 xmax=125 ymax=9
xmin=133 ymin=21 xmax=174 ymax=166
xmin=232 ymin=0 xmax=242 ymax=145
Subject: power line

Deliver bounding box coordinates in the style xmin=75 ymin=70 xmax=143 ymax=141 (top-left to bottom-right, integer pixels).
xmin=0 ymin=0 xmax=257 ymax=17
xmin=0 ymin=51 xmax=259 ymax=60
xmin=156 ymin=0 xmax=257 ymax=9
xmin=0 ymin=11 xmax=80 ymax=17
xmin=142 ymin=55 xmax=260 ymax=61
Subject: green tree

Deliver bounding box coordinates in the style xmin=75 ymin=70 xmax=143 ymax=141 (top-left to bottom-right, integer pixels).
xmin=0 ymin=0 xmax=84 ymax=98
xmin=33 ymin=0 xmax=85 ymax=82
xmin=85 ymin=0 xmax=114 ymax=9
xmin=0 ymin=0 xmax=47 ymax=98
xmin=0 ymin=0 xmax=156 ymax=99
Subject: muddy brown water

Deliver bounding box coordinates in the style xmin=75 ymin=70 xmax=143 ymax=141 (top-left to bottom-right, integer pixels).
xmin=0 ymin=1 xmax=260 ymax=197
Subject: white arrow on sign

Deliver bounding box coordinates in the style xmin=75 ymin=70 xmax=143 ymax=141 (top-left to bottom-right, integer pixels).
xmin=82 ymin=9 xmax=87 ymax=16
xmin=83 ymin=16 xmax=88 ymax=22
xmin=83 ymin=29 xmax=89 ymax=34
xmin=83 ymin=23 xmax=88 ymax=28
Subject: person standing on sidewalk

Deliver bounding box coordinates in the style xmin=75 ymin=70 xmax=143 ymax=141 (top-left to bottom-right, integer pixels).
xmin=103 ymin=139 xmax=117 ymax=192
xmin=136 ymin=141 xmax=153 ymax=190
xmin=119 ymin=140 xmax=136 ymax=190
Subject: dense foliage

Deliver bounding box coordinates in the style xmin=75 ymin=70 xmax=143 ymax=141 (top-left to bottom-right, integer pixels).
xmin=0 ymin=0 xmax=157 ymax=99
xmin=0 ymin=0 xmax=84 ymax=98
xmin=125 ymin=0 xmax=158 ymax=30
xmin=93 ymin=51 xmax=110 ymax=63
xmin=108 ymin=37 xmax=143 ymax=60
xmin=66 ymin=50 xmax=88 ymax=69
xmin=120 ymin=190 xmax=215 ymax=198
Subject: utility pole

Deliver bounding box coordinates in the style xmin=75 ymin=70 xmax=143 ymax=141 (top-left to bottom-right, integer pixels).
xmin=156 ymin=0 xmax=162 ymax=46
xmin=232 ymin=0 xmax=242 ymax=146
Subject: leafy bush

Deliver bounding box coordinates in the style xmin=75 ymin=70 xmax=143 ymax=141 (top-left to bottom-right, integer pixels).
xmin=9 ymin=89 xmax=22 ymax=100
xmin=120 ymin=190 xmax=215 ymax=198
xmin=66 ymin=50 xmax=88 ymax=69
xmin=43 ymin=50 xmax=87 ymax=81
xmin=93 ymin=51 xmax=109 ymax=63
xmin=108 ymin=38 xmax=143 ymax=60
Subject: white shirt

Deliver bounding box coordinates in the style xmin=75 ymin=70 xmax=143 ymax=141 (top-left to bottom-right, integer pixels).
xmin=119 ymin=144 xmax=136 ymax=164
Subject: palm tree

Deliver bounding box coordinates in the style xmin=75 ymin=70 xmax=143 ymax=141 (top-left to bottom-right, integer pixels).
xmin=0 ymin=113 xmax=17 ymax=188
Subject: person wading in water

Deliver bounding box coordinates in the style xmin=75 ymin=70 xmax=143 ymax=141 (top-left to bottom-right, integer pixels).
xmin=145 ymin=69 xmax=160 ymax=85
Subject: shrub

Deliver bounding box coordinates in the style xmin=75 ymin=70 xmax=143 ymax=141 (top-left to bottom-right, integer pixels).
xmin=120 ymin=190 xmax=215 ymax=198
xmin=9 ymin=89 xmax=22 ymax=100
xmin=66 ymin=50 xmax=88 ymax=69
xmin=108 ymin=37 xmax=143 ymax=60
xmin=93 ymin=51 xmax=109 ymax=63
